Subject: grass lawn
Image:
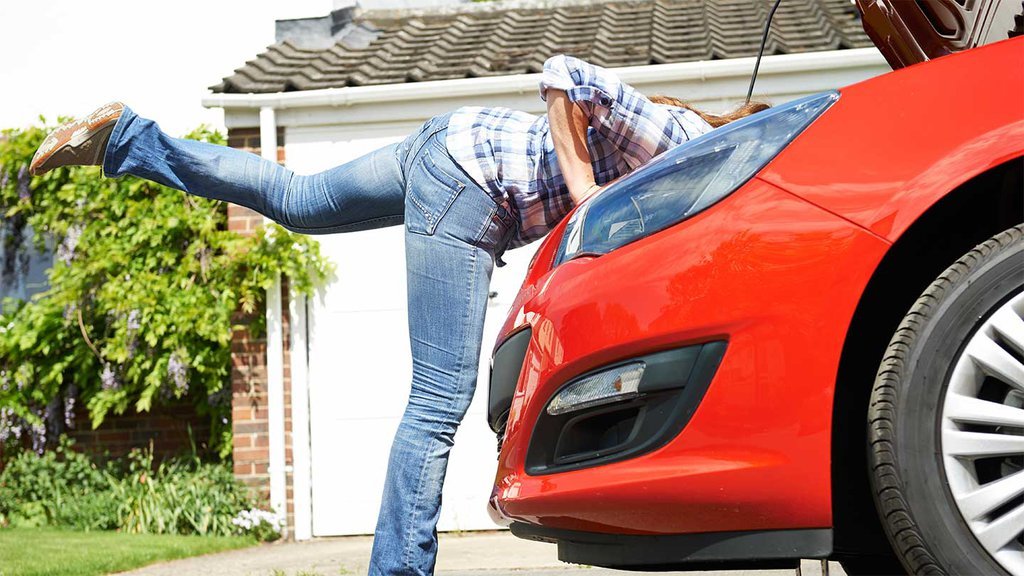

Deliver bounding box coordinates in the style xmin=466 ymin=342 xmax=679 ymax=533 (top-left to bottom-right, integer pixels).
xmin=0 ymin=528 xmax=258 ymax=576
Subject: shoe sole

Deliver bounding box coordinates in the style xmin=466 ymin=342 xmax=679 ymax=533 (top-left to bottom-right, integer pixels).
xmin=30 ymin=102 xmax=124 ymax=176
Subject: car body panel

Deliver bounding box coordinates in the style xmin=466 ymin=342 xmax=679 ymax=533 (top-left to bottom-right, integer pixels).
xmin=760 ymin=36 xmax=1024 ymax=241
xmin=490 ymin=178 xmax=890 ymax=534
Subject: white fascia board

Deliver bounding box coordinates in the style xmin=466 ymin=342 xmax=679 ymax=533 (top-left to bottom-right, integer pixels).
xmin=204 ymin=48 xmax=887 ymax=128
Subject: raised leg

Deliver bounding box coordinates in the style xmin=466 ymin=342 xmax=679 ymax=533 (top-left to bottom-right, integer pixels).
xmin=102 ymin=106 xmax=407 ymax=235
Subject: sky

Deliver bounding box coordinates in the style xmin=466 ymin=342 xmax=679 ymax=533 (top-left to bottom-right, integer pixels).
xmin=0 ymin=1 xmax=338 ymax=136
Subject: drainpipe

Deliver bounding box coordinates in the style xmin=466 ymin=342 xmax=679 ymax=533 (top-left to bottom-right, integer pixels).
xmin=260 ymin=106 xmax=288 ymax=533
xmin=289 ymin=287 xmax=313 ymax=540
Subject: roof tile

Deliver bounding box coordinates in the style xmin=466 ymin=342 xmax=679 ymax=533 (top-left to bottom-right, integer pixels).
xmin=212 ymin=0 xmax=873 ymax=94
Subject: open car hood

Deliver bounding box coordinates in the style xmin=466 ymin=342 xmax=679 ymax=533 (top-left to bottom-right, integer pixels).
xmin=856 ymin=0 xmax=1024 ymax=69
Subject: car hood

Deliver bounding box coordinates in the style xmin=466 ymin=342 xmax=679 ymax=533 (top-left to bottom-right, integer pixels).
xmin=856 ymin=0 xmax=1023 ymax=68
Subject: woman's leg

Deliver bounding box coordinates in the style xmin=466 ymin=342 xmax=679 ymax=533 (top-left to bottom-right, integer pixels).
xmin=102 ymin=106 xmax=407 ymax=234
xmin=369 ymin=128 xmax=515 ymax=575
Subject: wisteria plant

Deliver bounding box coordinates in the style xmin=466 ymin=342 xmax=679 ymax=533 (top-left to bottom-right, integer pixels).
xmin=0 ymin=118 xmax=335 ymax=457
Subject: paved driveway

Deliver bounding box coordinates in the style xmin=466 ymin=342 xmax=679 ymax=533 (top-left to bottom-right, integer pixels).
xmin=116 ymin=530 xmax=846 ymax=576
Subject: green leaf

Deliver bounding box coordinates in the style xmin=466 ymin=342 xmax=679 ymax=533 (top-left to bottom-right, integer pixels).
xmin=0 ymin=119 xmax=333 ymax=457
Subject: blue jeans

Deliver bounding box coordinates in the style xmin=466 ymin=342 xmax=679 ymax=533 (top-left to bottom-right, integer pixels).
xmin=103 ymin=107 xmax=517 ymax=575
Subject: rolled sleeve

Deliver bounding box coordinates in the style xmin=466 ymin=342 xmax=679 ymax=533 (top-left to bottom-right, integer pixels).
xmin=539 ymin=54 xmax=695 ymax=170
xmin=539 ymin=54 xmax=620 ymax=110
xmin=539 ymin=54 xmax=576 ymax=98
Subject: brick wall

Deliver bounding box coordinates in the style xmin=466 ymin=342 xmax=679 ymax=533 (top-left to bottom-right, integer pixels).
xmin=68 ymin=402 xmax=210 ymax=460
xmin=282 ymin=276 xmax=296 ymax=534
xmin=226 ymin=126 xmax=297 ymax=536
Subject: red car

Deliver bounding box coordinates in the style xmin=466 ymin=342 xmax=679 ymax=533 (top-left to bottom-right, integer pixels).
xmin=486 ymin=3 xmax=1024 ymax=575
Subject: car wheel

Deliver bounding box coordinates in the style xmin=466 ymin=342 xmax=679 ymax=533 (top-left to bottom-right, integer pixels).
xmin=868 ymin=224 xmax=1024 ymax=576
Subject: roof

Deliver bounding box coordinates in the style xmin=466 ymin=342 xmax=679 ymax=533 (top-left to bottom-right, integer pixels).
xmin=210 ymin=0 xmax=875 ymax=94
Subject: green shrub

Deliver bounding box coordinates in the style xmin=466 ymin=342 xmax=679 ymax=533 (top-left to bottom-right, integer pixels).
xmin=110 ymin=447 xmax=256 ymax=537
xmin=0 ymin=119 xmax=336 ymax=457
xmin=0 ymin=438 xmax=117 ymax=529
xmin=0 ymin=437 xmax=280 ymax=540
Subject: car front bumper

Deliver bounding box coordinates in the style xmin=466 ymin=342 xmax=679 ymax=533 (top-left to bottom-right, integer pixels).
xmin=488 ymin=177 xmax=892 ymax=538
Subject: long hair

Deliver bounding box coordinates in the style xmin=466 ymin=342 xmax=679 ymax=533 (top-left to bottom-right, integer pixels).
xmin=648 ymin=95 xmax=770 ymax=128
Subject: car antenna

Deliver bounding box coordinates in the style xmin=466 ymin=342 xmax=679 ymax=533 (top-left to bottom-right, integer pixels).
xmin=746 ymin=0 xmax=784 ymax=104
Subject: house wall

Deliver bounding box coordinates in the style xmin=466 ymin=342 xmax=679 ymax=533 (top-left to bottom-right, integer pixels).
xmin=223 ymin=127 xmax=299 ymax=534
xmin=67 ymin=402 xmax=210 ymax=460
xmin=214 ymin=49 xmax=892 ymax=539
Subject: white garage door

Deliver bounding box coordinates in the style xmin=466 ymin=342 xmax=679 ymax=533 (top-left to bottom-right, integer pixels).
xmin=288 ymin=130 xmax=537 ymax=536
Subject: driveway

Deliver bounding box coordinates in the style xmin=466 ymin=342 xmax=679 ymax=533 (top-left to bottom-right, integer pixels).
xmin=116 ymin=530 xmax=846 ymax=576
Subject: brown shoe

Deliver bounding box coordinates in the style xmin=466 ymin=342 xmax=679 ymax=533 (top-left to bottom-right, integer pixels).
xmin=30 ymin=102 xmax=125 ymax=176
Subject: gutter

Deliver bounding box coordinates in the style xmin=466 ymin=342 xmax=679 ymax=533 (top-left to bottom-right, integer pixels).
xmin=202 ymin=48 xmax=886 ymax=111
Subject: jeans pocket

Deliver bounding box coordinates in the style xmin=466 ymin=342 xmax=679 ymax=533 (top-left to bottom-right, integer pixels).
xmin=405 ymin=146 xmax=465 ymax=236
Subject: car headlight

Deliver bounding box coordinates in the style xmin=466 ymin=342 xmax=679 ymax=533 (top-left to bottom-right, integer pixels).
xmin=554 ymin=90 xmax=839 ymax=265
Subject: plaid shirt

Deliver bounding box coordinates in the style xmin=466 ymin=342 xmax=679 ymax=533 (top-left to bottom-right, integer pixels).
xmin=445 ymin=54 xmax=714 ymax=254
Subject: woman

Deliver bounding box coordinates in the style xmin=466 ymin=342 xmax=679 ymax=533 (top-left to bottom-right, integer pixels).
xmin=30 ymin=54 xmax=767 ymax=576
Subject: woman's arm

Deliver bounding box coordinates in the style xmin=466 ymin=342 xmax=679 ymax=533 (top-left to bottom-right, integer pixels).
xmin=546 ymin=88 xmax=602 ymax=205
xmin=539 ymin=54 xmax=703 ymax=171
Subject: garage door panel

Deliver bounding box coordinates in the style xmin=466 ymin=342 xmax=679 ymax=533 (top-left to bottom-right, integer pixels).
xmin=308 ymin=308 xmax=412 ymax=420
xmin=309 ymin=417 xmax=400 ymax=536
xmin=314 ymin=227 xmax=408 ymax=313
xmin=302 ymin=173 xmax=540 ymax=535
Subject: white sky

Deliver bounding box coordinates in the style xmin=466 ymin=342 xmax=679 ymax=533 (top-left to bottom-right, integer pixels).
xmin=0 ymin=1 xmax=336 ymax=136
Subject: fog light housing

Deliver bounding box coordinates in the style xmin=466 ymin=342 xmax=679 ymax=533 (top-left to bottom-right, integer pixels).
xmin=547 ymin=362 xmax=646 ymax=416
xmin=527 ymin=341 xmax=727 ymax=475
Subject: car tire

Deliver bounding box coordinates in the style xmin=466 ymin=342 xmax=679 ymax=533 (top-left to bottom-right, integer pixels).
xmin=867 ymin=224 xmax=1024 ymax=576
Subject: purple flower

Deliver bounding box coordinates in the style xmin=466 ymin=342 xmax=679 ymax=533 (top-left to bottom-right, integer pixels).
xmin=56 ymin=224 xmax=83 ymax=265
xmin=167 ymin=353 xmax=188 ymax=394
xmin=63 ymin=385 xmax=78 ymax=428
xmin=127 ymin=309 xmax=141 ymax=331
xmin=31 ymin=423 xmax=46 ymax=454
xmin=0 ymin=408 xmax=18 ymax=442
xmin=1 ymin=169 xmax=9 ymax=190
xmin=100 ymin=362 xmax=120 ymax=391
xmin=29 ymin=408 xmax=47 ymax=454
xmin=120 ymin=309 xmax=142 ymax=359
xmin=45 ymin=396 xmax=60 ymax=426
xmin=198 ymin=247 xmax=212 ymax=277
xmin=44 ymin=395 xmax=64 ymax=442
xmin=16 ymin=165 xmax=30 ymax=200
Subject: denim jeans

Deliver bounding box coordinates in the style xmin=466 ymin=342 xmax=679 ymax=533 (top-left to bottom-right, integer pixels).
xmin=103 ymin=107 xmax=517 ymax=575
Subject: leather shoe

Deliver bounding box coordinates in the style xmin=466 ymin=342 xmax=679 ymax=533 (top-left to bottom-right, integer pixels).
xmin=30 ymin=102 xmax=125 ymax=176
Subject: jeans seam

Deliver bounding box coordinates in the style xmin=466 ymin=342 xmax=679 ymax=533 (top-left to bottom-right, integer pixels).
xmin=279 ymin=213 xmax=403 ymax=234
xmin=473 ymin=205 xmax=498 ymax=248
xmin=406 ymin=159 xmax=435 ymax=223
xmin=403 ymin=115 xmax=450 ymax=176
xmin=400 ymin=245 xmax=477 ymax=573
xmin=408 ymin=145 xmax=466 ymax=236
